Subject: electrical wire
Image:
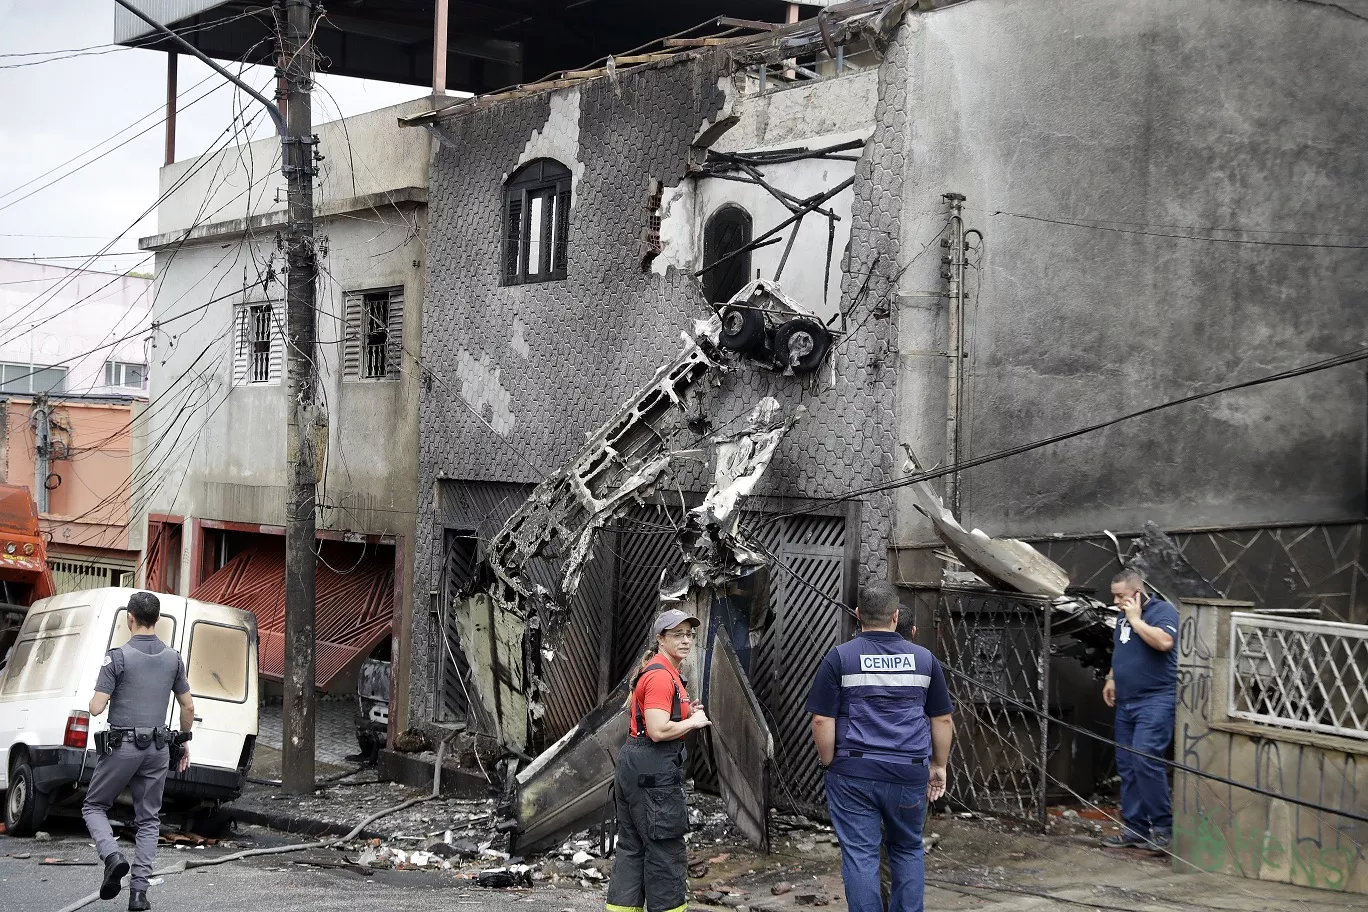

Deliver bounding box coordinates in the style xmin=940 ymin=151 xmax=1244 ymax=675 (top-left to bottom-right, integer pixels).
xmin=758 ymin=344 xmax=1368 ymax=527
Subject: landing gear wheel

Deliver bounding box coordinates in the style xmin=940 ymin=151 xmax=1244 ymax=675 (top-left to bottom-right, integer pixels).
xmin=718 ymin=305 xmax=767 ymax=354
xmin=4 ymin=755 xmax=49 ymax=837
xmin=773 ymin=317 xmax=832 ymax=374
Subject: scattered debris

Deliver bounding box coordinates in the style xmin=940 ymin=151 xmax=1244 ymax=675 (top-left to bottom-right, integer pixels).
xmin=771 ymin=882 xmax=793 ymax=895
xmin=477 ymin=865 xmax=534 ymax=888
xmin=794 ymin=893 xmax=830 ymax=906
xmin=39 ymin=858 xmax=97 ymax=866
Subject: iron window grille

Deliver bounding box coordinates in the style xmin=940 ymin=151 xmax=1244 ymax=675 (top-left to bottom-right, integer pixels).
xmin=503 ymin=158 xmax=571 ymax=285
xmin=1228 ymin=612 xmax=1368 ymax=741
xmin=703 ymin=204 xmax=753 ymax=304
xmin=363 ymin=294 xmax=389 ymax=378
xmin=248 ymin=305 xmax=273 ymax=383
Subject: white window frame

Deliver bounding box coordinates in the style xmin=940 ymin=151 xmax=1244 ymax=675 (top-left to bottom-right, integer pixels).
xmin=104 ymin=360 xmax=147 ymax=390
xmin=0 ymin=362 xmax=68 ymax=395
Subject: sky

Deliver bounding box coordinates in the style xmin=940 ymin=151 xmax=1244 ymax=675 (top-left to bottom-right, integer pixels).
xmin=0 ymin=1 xmax=425 ymax=276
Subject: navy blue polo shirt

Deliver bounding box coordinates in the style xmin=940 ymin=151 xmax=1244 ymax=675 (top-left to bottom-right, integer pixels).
xmin=1112 ymin=596 xmax=1179 ymax=702
xmin=805 ymin=630 xmax=954 ymax=783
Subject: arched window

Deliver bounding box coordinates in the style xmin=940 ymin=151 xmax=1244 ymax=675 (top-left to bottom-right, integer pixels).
xmin=503 ymin=159 xmax=571 ymax=285
xmin=702 ymin=204 xmax=753 ymax=304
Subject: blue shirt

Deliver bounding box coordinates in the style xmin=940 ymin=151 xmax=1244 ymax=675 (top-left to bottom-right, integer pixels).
xmin=1112 ymin=596 xmax=1179 ymax=702
xmin=805 ymin=630 xmax=953 ymax=783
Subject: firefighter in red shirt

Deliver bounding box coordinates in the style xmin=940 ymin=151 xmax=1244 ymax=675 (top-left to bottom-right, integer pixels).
xmin=605 ymin=609 xmax=712 ymax=912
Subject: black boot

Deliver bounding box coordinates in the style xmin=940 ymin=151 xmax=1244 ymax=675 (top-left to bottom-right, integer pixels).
xmin=128 ymin=889 xmax=151 ymax=911
xmin=100 ymin=852 xmax=129 ymax=900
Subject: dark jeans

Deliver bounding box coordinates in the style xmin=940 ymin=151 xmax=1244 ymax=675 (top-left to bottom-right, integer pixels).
xmin=1114 ymin=694 xmax=1174 ymax=838
xmin=825 ymin=767 xmax=929 ymax=912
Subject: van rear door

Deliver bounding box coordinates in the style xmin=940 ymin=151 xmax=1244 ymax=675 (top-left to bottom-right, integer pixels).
xmin=180 ymin=601 xmax=257 ymax=772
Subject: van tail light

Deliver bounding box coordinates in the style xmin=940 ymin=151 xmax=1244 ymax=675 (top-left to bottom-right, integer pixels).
xmin=64 ymin=711 xmax=90 ymax=749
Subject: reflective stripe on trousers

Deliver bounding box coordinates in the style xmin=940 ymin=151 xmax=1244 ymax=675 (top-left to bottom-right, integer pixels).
xmin=604 ymin=736 xmax=689 ymax=912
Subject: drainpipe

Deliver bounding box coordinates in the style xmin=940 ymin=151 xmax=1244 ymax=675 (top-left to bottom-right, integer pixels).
xmin=942 ymin=193 xmax=967 ymax=519
xmin=33 ymin=397 xmax=50 ymax=514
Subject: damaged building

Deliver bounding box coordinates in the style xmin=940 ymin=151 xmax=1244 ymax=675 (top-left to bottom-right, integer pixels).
xmin=399 ymin=0 xmax=1368 ymax=852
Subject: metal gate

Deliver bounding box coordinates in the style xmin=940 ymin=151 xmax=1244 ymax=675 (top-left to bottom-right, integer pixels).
xmin=752 ymin=513 xmax=851 ymax=814
xmin=934 ymin=587 xmax=1053 ymax=828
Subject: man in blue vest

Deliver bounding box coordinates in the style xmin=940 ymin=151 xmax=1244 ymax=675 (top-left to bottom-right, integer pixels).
xmin=1101 ymin=568 xmax=1178 ymax=850
xmin=806 ymin=582 xmax=955 ymax=912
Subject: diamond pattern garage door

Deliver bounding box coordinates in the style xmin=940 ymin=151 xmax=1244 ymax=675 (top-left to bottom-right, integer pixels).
xmin=752 ymin=514 xmax=849 ymax=814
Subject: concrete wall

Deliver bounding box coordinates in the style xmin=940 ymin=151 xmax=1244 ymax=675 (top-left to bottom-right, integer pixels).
xmin=137 ymin=99 xmax=430 ymax=634
xmin=155 ymin=97 xmax=432 ymax=235
xmin=0 ymin=260 xmax=151 ymax=396
xmin=2 ymin=397 xmax=135 ymax=551
xmin=411 ymin=54 xmax=903 ymax=725
xmin=885 ymin=0 xmax=1368 ymax=551
xmin=1174 ymin=599 xmax=1368 ymax=893
xmin=656 ymin=70 xmax=879 ymax=322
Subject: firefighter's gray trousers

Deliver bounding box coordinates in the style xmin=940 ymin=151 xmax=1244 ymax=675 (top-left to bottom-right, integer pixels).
xmin=605 ymin=736 xmax=689 ymax=912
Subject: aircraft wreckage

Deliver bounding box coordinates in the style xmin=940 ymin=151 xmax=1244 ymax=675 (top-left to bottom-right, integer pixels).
xmin=445 ymin=280 xmax=1137 ymax=854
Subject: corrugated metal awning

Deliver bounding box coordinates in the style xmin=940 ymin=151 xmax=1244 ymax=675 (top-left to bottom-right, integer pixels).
xmin=190 ymin=539 xmax=393 ymax=692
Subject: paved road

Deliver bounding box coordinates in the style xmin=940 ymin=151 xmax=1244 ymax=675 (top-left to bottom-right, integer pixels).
xmin=1 ymin=816 xmax=603 ymax=912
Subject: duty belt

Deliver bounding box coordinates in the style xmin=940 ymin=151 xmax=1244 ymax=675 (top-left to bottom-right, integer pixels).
xmin=99 ymin=726 xmax=190 ymax=754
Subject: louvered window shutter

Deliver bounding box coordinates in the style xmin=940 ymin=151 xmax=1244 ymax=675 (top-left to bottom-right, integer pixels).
xmin=386 ymin=289 xmax=404 ymax=378
xmin=343 ymin=292 xmax=362 ymax=379
xmin=504 ymin=191 xmax=523 ymax=285
xmin=269 ymin=302 xmax=285 ymax=384
xmin=553 ymin=186 xmax=570 ymax=276
xmin=232 ymin=305 xmax=249 ymax=386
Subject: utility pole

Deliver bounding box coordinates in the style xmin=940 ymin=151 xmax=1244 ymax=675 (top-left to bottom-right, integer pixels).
xmin=941 ymin=192 xmax=967 ymax=519
xmin=280 ymin=0 xmax=320 ymax=795
xmin=113 ymin=0 xmax=317 ymax=793
xmin=33 ymin=397 xmax=50 ymax=514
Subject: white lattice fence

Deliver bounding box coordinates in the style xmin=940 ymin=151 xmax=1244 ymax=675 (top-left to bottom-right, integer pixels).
xmin=1228 ymin=612 xmax=1368 ymax=741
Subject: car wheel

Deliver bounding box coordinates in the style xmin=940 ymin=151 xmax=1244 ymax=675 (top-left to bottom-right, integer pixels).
xmin=4 ymin=754 xmax=49 ymax=837
xmin=773 ymin=317 xmax=831 ymax=374
xmin=718 ymin=305 xmax=766 ymax=354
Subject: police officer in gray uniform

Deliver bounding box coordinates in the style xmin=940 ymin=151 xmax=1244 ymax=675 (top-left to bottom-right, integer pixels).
xmin=83 ymin=592 xmax=194 ymax=911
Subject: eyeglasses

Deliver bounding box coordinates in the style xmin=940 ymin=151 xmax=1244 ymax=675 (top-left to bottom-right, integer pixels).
xmin=663 ymin=630 xmax=696 ymax=641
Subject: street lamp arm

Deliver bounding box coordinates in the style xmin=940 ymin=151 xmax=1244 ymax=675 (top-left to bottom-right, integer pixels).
xmin=112 ymin=0 xmax=286 ymax=137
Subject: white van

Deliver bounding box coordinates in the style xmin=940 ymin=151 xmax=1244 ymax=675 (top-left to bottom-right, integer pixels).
xmin=0 ymin=588 xmax=259 ymax=835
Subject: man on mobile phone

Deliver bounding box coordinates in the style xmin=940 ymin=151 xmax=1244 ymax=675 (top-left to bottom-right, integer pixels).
xmin=1101 ymin=569 xmax=1178 ymax=850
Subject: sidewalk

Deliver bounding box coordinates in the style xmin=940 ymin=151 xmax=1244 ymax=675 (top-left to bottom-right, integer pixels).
xmin=215 ymin=773 xmax=1364 ymax=912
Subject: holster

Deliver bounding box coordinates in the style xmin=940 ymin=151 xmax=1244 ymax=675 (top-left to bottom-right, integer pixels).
xmin=94 ymin=731 xmax=111 ymax=756
xmin=167 ymin=730 xmax=192 ymax=769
